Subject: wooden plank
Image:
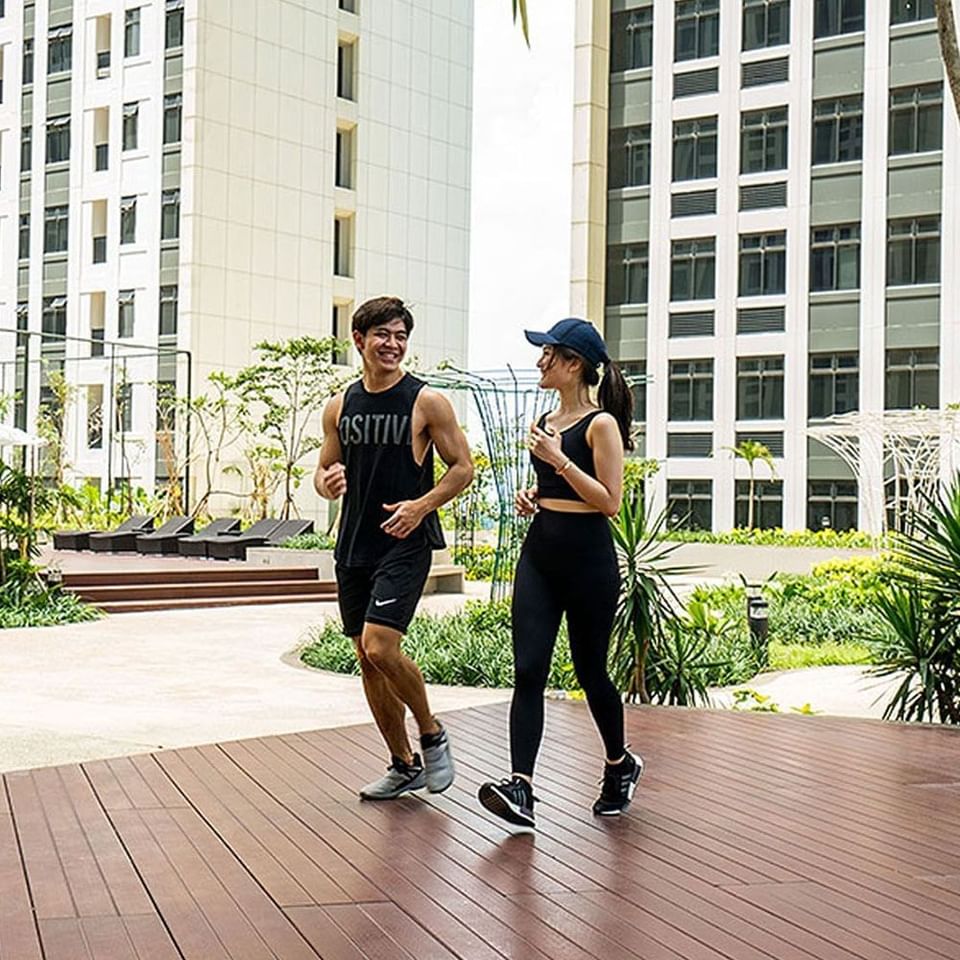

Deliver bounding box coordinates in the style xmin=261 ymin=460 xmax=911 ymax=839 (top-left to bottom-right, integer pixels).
xmin=359 ymin=902 xmax=461 ymax=960
xmin=122 ymin=915 xmax=183 ymax=960
xmin=80 ymin=916 xmax=140 ymax=960
xmin=322 ymin=905 xmax=418 ymax=960
xmin=37 ymin=918 xmax=93 ymax=960
xmin=5 ymin=770 xmax=76 ymax=919
xmin=0 ymin=804 xmax=44 ymax=960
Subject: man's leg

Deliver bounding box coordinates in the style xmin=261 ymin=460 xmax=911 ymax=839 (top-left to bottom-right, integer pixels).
xmin=353 ymin=635 xmax=415 ymax=764
xmin=360 ymin=623 xmax=438 ymax=738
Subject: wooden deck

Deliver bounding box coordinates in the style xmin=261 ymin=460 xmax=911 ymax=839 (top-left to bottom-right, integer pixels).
xmin=2 ymin=701 xmax=959 ymax=960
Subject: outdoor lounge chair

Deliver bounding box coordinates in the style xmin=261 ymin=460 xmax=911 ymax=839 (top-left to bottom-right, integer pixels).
xmin=55 ymin=515 xmax=153 ymax=552
xmin=134 ymin=516 xmax=195 ymax=555
xmin=206 ymin=518 xmax=309 ymax=561
xmin=175 ymin=517 xmax=243 ymax=557
xmin=88 ymin=516 xmax=156 ymax=553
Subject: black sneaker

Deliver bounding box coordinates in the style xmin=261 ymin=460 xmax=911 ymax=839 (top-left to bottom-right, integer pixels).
xmin=592 ymin=750 xmax=644 ymax=816
xmin=478 ymin=776 xmax=537 ymax=828
xmin=359 ymin=754 xmax=426 ymax=800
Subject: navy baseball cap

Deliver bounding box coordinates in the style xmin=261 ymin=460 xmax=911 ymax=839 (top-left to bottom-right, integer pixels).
xmin=524 ymin=318 xmax=610 ymax=368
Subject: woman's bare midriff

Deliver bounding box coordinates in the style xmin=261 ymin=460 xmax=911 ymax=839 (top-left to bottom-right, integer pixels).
xmin=537 ymin=499 xmax=602 ymax=514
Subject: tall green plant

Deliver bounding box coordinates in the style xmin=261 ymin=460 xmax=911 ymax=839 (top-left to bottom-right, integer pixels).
xmin=721 ymin=440 xmax=776 ymax=529
xmin=608 ymin=496 xmax=691 ymax=703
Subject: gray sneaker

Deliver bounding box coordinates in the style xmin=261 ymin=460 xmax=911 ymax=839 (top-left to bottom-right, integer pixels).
xmin=359 ymin=754 xmax=426 ymax=800
xmin=420 ymin=722 xmax=455 ymax=793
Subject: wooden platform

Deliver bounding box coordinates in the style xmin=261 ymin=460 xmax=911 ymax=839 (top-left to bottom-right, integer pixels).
xmin=2 ymin=701 xmax=959 ymax=959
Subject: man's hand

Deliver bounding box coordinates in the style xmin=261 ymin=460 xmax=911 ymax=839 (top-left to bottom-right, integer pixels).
xmin=381 ymin=500 xmax=426 ymax=539
xmin=515 ymin=486 xmax=538 ymax=517
xmin=321 ymin=462 xmax=347 ymax=499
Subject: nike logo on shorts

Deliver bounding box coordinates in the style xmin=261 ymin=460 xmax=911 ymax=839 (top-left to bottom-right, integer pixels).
xmin=374 ymin=598 xmax=398 ymax=607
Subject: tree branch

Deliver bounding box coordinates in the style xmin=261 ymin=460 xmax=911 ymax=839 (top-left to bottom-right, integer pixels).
xmin=937 ymin=0 xmax=960 ymax=122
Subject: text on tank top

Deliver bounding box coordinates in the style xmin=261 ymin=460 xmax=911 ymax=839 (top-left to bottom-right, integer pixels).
xmin=335 ymin=373 xmax=445 ymax=565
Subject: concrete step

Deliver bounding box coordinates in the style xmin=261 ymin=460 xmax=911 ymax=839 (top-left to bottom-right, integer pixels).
xmin=74 ymin=579 xmax=337 ymax=603
xmin=95 ymin=593 xmax=339 ymax=614
xmin=62 ymin=566 xmax=320 ymax=587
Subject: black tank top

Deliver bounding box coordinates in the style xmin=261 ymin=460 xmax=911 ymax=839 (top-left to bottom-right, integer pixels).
xmin=335 ymin=373 xmax=445 ymax=565
xmin=532 ymin=410 xmax=602 ymax=502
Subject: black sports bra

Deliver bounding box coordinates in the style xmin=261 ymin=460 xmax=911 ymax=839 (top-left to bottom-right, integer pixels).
xmin=532 ymin=410 xmax=602 ymax=501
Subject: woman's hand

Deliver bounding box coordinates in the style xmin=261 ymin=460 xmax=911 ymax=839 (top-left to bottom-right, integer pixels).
xmin=527 ymin=423 xmax=564 ymax=469
xmin=515 ymin=486 xmax=538 ymax=517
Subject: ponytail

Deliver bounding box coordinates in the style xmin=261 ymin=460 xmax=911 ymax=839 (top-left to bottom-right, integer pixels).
xmin=598 ymin=360 xmax=635 ymax=451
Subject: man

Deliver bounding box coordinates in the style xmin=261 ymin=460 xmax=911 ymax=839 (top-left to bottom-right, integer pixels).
xmin=315 ymin=296 xmax=473 ymax=800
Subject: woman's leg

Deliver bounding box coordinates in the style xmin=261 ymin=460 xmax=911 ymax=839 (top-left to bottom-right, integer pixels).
xmin=509 ymin=549 xmax=564 ymax=777
xmin=565 ymin=549 xmax=625 ymax=763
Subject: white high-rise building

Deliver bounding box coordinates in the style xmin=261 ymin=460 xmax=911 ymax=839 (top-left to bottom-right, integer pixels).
xmin=573 ymin=0 xmax=960 ymax=533
xmin=0 ymin=0 xmax=472 ymax=507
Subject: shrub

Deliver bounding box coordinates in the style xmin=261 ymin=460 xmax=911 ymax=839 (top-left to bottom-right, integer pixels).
xmin=0 ymin=581 xmax=101 ymax=629
xmin=662 ymin=527 xmax=880 ymax=549
xmin=300 ymin=598 xmax=576 ymax=691
xmin=281 ymin=532 xmax=337 ymax=550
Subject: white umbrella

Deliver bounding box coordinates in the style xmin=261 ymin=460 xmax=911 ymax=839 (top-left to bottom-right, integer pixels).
xmin=0 ymin=424 xmax=47 ymax=447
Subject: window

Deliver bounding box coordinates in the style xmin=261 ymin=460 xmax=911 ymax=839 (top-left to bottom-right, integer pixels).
xmin=125 ymin=8 xmax=141 ymax=57
xmin=814 ymin=0 xmax=864 ymax=37
xmin=671 ymin=238 xmax=716 ymax=301
xmin=740 ymin=107 xmax=788 ymax=173
xmin=885 ymin=348 xmax=939 ymax=409
xmin=20 ymin=126 xmax=32 ymax=171
xmin=673 ymin=116 xmax=718 ymax=181
xmin=739 ymin=232 xmax=786 ymax=296
xmin=161 ymin=190 xmax=180 ymax=240
xmin=121 ymin=196 xmax=137 ymax=244
xmin=669 ymin=359 xmax=714 ymax=421
xmin=335 ymin=127 xmax=354 ymax=188
xmin=123 ymin=102 xmax=139 ymax=151
xmin=23 ymin=39 xmax=34 ymax=85
xmin=737 ymin=355 xmax=784 ymax=419
xmin=48 ymin=25 xmax=73 ymax=74
xmin=118 ymin=290 xmax=135 ymax=337
xmin=891 ymin=0 xmax=935 ymax=24
xmin=887 ymin=217 xmax=940 ymax=286
xmin=622 ymin=360 xmax=647 ymax=422
xmin=44 ymin=206 xmax=69 ymax=254
xmin=163 ymin=93 xmax=182 ymax=144
xmin=742 ymin=0 xmax=789 ymax=50
xmin=45 ymin=116 xmax=71 ymax=164
xmin=807 ymin=480 xmax=858 ymax=531
xmin=810 ymin=224 xmax=860 ymax=291
xmin=611 ymin=7 xmax=654 ymax=71
xmin=609 ymin=125 xmax=651 ymax=188
xmin=606 ymin=243 xmax=649 ymax=305
xmin=809 ymin=352 xmax=858 ymax=418
xmin=337 ymin=41 xmax=356 ymax=100
xmin=18 ymin=214 xmax=30 ymax=259
xmin=87 ymin=385 xmax=104 ymax=449
xmin=889 ymin=84 xmax=943 ymax=155
xmin=668 ymin=480 xmax=712 ymax=530
xmin=339 ymin=0 xmax=357 ymax=10
xmin=736 ymin=479 xmax=783 ymax=529
xmin=166 ymin=0 xmax=184 ymax=48
xmin=159 ymin=285 xmax=178 ymax=336
xmin=42 ymin=296 xmax=67 ymax=343
xmin=812 ymin=96 xmax=863 ymax=165
xmin=334 ymin=216 xmax=352 ymax=276
xmin=95 ymin=142 xmax=109 ymax=171
xmin=675 ymin=0 xmax=720 ymax=62
xmin=116 ymin=383 xmax=133 ymax=433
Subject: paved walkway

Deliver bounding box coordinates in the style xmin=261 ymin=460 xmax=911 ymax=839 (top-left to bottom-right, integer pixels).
xmin=0 ymin=587 xmax=507 ymax=774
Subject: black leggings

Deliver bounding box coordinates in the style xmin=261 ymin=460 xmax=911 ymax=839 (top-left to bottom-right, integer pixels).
xmin=510 ymin=509 xmax=624 ymax=776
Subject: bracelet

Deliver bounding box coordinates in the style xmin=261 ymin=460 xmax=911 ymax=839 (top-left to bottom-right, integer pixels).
xmin=555 ymin=459 xmax=573 ymax=475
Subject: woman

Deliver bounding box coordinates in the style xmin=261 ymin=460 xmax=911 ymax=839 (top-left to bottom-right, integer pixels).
xmin=478 ymin=318 xmax=641 ymax=828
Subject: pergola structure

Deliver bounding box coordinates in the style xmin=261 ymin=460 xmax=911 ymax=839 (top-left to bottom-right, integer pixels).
xmin=808 ymin=408 xmax=960 ymax=533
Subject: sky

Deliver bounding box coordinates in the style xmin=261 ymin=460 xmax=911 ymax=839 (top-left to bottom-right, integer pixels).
xmin=468 ymin=2 xmax=576 ymax=373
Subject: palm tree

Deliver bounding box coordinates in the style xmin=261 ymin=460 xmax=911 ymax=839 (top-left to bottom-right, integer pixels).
xmin=722 ymin=440 xmax=777 ymax=530
xmin=937 ymin=0 xmax=960 ymax=122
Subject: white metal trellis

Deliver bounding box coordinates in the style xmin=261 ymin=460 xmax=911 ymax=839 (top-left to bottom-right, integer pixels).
xmin=808 ymin=409 xmax=960 ymax=533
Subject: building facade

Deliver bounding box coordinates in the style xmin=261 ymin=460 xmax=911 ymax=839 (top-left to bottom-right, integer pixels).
xmin=573 ymin=0 xmax=960 ymax=533
xmin=0 ymin=0 xmax=471 ymax=507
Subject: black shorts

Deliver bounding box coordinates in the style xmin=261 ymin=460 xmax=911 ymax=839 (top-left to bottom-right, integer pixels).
xmin=335 ymin=540 xmax=433 ymax=637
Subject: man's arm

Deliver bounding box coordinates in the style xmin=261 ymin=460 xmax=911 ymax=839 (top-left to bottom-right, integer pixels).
xmin=381 ymin=389 xmax=474 ymax=538
xmin=314 ymin=394 xmax=346 ymax=500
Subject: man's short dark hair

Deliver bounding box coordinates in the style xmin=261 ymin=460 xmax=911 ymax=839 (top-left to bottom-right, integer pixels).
xmin=352 ymin=297 xmax=415 ymax=335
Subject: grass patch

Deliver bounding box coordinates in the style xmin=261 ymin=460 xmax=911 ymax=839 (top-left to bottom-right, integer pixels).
xmin=0 ymin=585 xmax=101 ymax=629
xmin=767 ymin=640 xmax=873 ymax=671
